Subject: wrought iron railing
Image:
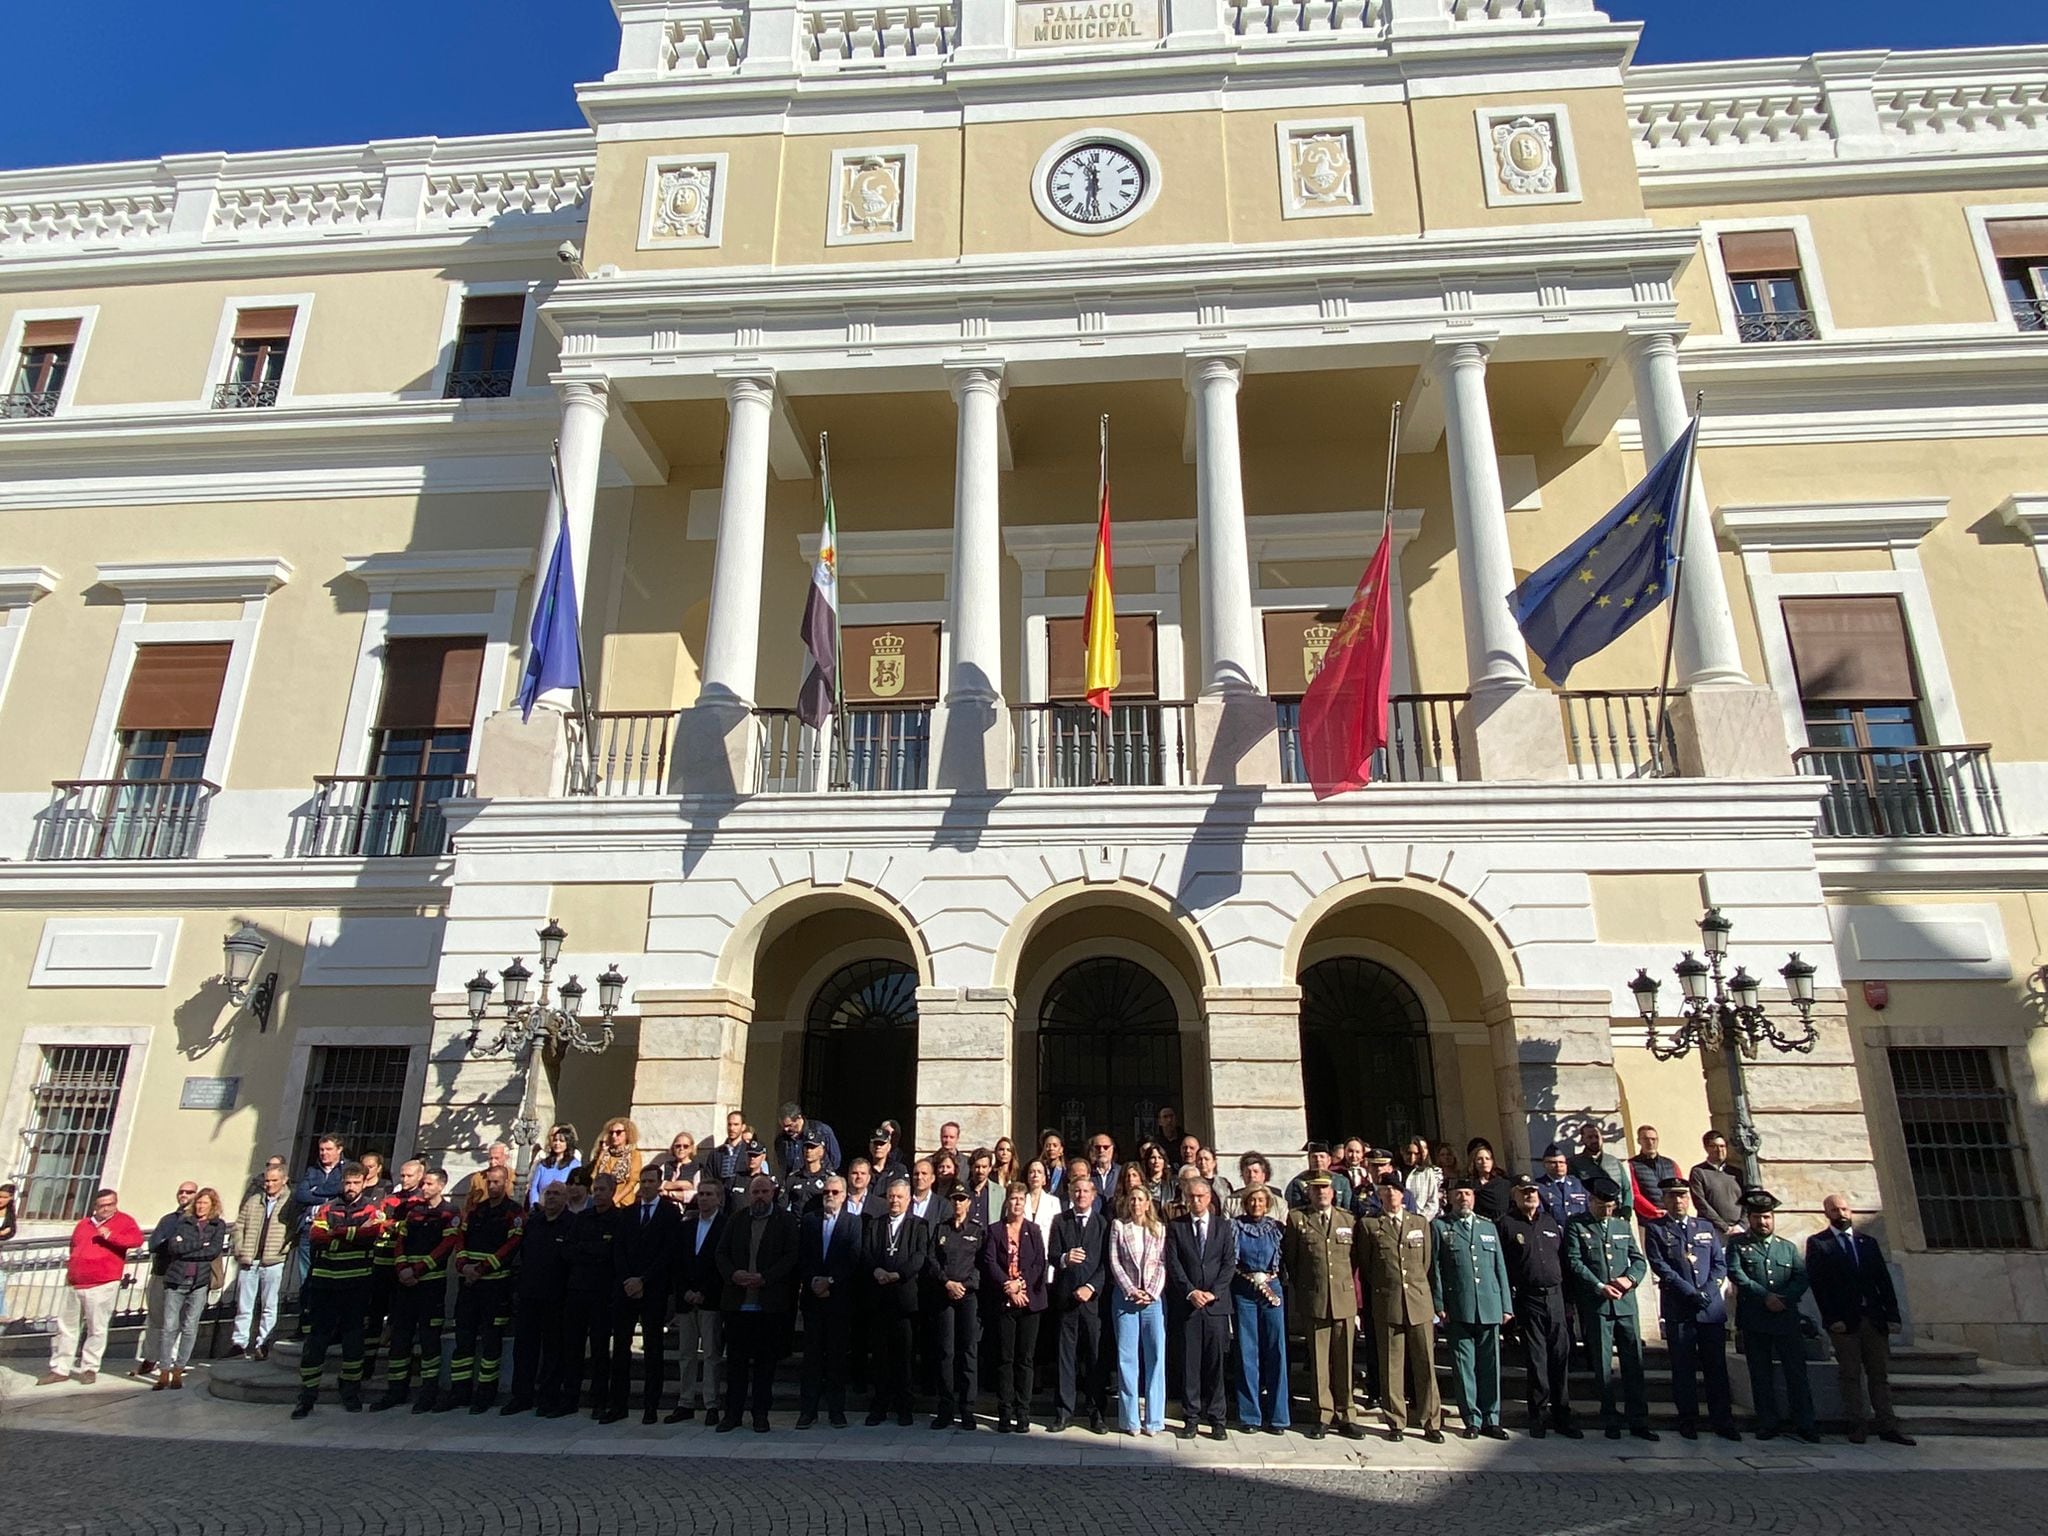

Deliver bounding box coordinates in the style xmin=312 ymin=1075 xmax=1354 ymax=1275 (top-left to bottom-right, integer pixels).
xmin=0 ymin=1234 xmax=288 ymax=1339
xmin=1794 ymin=743 xmax=2007 ymax=838
xmin=213 ymin=378 xmax=281 ymax=409
xmin=298 ymin=772 xmax=473 ymax=857
xmin=584 ymin=710 xmax=675 ymax=796
xmin=1735 ymin=309 xmax=1818 ymax=343
xmin=754 ymin=704 xmax=933 ymax=792
xmin=1277 ymin=694 xmax=1467 ymax=785
xmin=1560 ymin=689 xmax=1681 ymax=779
xmin=2016 ymin=297 xmax=2048 ymax=334
xmin=0 ymin=388 xmax=59 ymax=418
xmin=32 ymin=777 xmax=217 ymax=860
xmin=444 ymin=367 xmax=515 ymax=399
xmin=1012 ymin=701 xmax=1192 ymax=788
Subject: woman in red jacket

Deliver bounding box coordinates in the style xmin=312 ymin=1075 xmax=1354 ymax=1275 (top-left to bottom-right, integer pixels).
xmin=39 ymin=1189 xmax=144 ymax=1384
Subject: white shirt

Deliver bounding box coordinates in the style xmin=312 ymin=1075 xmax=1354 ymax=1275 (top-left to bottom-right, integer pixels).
xmin=692 ymin=1216 xmax=715 ymax=1254
xmin=820 ymin=1207 xmax=841 ymax=1260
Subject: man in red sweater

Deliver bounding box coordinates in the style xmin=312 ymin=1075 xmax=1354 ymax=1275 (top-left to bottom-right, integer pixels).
xmin=39 ymin=1188 xmax=144 ymax=1384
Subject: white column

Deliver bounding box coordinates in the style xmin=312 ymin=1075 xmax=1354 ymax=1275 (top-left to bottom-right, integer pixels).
xmin=932 ymin=360 xmax=1010 ymax=790
xmin=1186 ymin=351 xmax=1262 ymax=696
xmin=1626 ymin=327 xmax=1751 ymax=688
xmin=698 ymin=369 xmax=777 ymax=709
xmin=529 ymin=375 xmax=609 ymax=712
xmin=1438 ymin=335 xmax=1533 ymax=696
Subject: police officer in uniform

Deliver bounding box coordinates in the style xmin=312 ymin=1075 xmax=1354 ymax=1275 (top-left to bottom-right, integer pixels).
xmin=1643 ymin=1177 xmax=1738 ymax=1441
xmin=1356 ymin=1176 xmax=1443 ymax=1443
xmin=370 ymin=1166 xmax=458 ymax=1414
xmin=1498 ymin=1174 xmax=1580 ymax=1438
xmin=292 ymin=1160 xmax=388 ymax=1419
xmin=929 ymin=1184 xmax=985 ymax=1430
xmin=1564 ymin=1172 xmax=1656 ymax=1440
xmin=1281 ymin=1170 xmax=1363 ymax=1440
xmin=1728 ymin=1188 xmax=1819 ymax=1442
xmin=1430 ymin=1178 xmax=1512 ymax=1440
xmin=781 ymin=1131 xmax=832 ymax=1215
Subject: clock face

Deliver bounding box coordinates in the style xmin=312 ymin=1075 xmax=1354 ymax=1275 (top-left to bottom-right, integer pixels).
xmin=1044 ymin=141 xmax=1147 ymax=228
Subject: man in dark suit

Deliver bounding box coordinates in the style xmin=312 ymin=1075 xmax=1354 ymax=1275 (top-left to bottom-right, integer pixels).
xmin=863 ymin=1173 xmax=931 ymax=1426
xmin=795 ymin=1174 xmax=863 ymax=1428
xmin=1806 ymin=1193 xmax=1915 ymax=1446
xmin=1166 ymin=1177 xmax=1236 ymax=1441
xmin=667 ymin=1178 xmax=726 ymax=1424
xmin=613 ymin=1167 xmax=681 ymax=1424
xmin=715 ymin=1172 xmax=800 ymax=1433
xmin=1049 ymin=1171 xmax=1110 ymax=1433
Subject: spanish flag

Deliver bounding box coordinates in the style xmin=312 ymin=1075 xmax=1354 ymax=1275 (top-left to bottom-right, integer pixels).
xmin=1083 ymin=415 xmax=1118 ymax=714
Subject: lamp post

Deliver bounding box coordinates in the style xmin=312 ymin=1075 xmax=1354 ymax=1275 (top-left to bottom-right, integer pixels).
xmin=465 ymin=918 xmax=626 ymax=1173
xmin=1627 ymin=906 xmax=1819 ymax=1190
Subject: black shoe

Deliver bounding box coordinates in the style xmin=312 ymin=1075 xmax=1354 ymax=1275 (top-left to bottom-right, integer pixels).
xmin=1089 ymin=1413 xmax=1107 ymax=1435
xmin=866 ymin=1410 xmax=887 ymax=1427
xmin=1755 ymin=1428 xmax=1779 ymax=1440
xmin=1531 ymin=1422 xmax=1548 ymax=1439
xmin=502 ymin=1399 xmax=533 ymax=1417
xmin=371 ymin=1388 xmax=407 ymax=1413
xmin=1631 ymin=1428 xmax=1659 ymax=1442
xmin=598 ymin=1408 xmax=628 ymax=1425
xmin=1715 ymin=1426 xmax=1743 ymax=1442
xmin=1794 ymin=1430 xmax=1822 ymax=1445
xmin=1423 ymin=1428 xmax=1445 ymax=1444
xmin=1679 ymin=1427 xmax=1698 ymax=1441
xmin=433 ymin=1388 xmax=471 ymax=1414
xmin=1304 ymin=1423 xmax=1327 ymax=1440
xmin=339 ymin=1388 xmax=363 ymax=1414
xmin=1387 ymin=1427 xmax=1405 ymax=1443
xmin=291 ymin=1392 xmax=315 ymax=1420
xmin=1337 ymin=1422 xmax=1366 ymax=1441
xmin=642 ymin=1408 xmax=659 ymax=1425
xmin=665 ymin=1406 xmax=694 ymax=1424
xmin=1481 ymin=1425 xmax=1510 ymax=1441
xmin=1049 ymin=1414 xmax=1070 ymax=1433
xmin=1880 ymin=1430 xmax=1917 ymax=1447
xmin=1263 ymin=1424 xmax=1284 ymax=1437
xmin=897 ymin=1412 xmax=914 ymax=1427
xmin=830 ymin=1412 xmax=848 ymax=1428
xmin=410 ymin=1390 xmax=438 ymax=1416
xmin=796 ymin=1412 xmax=818 ymax=1429
xmin=959 ymin=1414 xmax=978 ymax=1433
xmin=715 ymin=1416 xmax=741 ymax=1433
xmin=1210 ymin=1423 xmax=1228 ymax=1443
xmin=931 ymin=1410 xmax=954 ymax=1430
xmin=1460 ymin=1426 xmax=1478 ymax=1441
xmin=1559 ymin=1423 xmax=1584 ymax=1440
xmin=1605 ymin=1426 xmax=1622 ymax=1440
xmin=752 ymin=1415 xmax=770 ymax=1434
xmin=1176 ymin=1422 xmax=1198 ymax=1440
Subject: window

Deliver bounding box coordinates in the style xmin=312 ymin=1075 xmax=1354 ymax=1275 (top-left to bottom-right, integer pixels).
xmin=4 ymin=319 xmax=77 ymax=418
xmin=1988 ymin=219 xmax=2048 ymax=333
xmin=343 ymin=636 xmax=482 ymax=856
xmin=800 ymin=959 xmax=919 ymax=1162
xmin=1034 ymin=614 xmax=1168 ymax=786
xmin=1888 ymin=1047 xmax=2036 ymax=1250
xmin=1298 ymin=957 xmax=1438 ymax=1149
xmin=1038 ymin=956 xmax=1184 ymax=1151
xmin=444 ymin=294 xmax=524 ymax=399
xmin=215 ymin=307 xmax=295 ymax=408
xmin=1720 ymin=231 xmax=1816 ymax=343
xmin=89 ymin=642 xmax=230 ymax=858
xmin=295 ymin=1045 xmax=412 ymax=1172
xmin=18 ymin=1045 xmax=129 ymax=1221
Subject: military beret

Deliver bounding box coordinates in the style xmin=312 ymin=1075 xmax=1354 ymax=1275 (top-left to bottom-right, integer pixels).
xmin=1302 ymin=1141 xmax=1330 ymax=1156
xmin=1741 ymin=1188 xmax=1781 ymax=1213
xmin=1510 ymin=1175 xmax=1539 ymax=1191
xmin=1542 ymin=1142 xmax=1569 ymax=1160
xmin=1659 ymin=1176 xmax=1689 ymax=1192
xmin=1584 ymin=1173 xmax=1622 ymax=1202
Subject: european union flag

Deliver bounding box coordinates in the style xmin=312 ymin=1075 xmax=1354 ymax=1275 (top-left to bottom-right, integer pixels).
xmin=1508 ymin=420 xmax=1697 ymax=685
xmin=515 ymin=502 xmax=582 ymax=721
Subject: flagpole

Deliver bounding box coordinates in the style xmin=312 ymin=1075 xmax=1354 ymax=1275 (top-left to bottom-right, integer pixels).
xmin=1094 ymin=413 xmax=1111 ymax=786
xmin=1647 ymin=393 xmax=1706 ymax=780
xmin=821 ymin=431 xmax=849 ymax=792
xmin=1381 ymin=401 xmax=1402 ymax=528
xmin=550 ymin=441 xmax=600 ymax=796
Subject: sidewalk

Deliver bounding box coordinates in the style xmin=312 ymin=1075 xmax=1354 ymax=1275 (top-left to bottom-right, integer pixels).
xmin=8 ymin=1360 xmax=2048 ymax=1475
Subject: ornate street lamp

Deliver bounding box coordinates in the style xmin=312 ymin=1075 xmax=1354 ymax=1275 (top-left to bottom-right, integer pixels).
xmin=220 ymin=922 xmax=279 ymax=1031
xmin=466 ymin=919 xmax=626 ymax=1169
xmin=1627 ymin=906 xmax=1819 ymax=1189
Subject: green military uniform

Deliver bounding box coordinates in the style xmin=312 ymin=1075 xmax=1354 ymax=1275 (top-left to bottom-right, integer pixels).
xmin=1430 ymin=1212 xmax=1512 ymax=1433
xmin=1357 ymin=1210 xmax=1441 ymax=1433
xmin=1563 ymin=1212 xmax=1651 ymax=1433
xmin=1282 ymin=1201 xmax=1358 ymax=1430
xmin=1729 ymin=1228 xmax=1817 ymax=1436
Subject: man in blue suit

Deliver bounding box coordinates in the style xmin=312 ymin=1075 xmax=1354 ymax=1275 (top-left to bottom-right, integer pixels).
xmin=1643 ymin=1178 xmax=1738 ymax=1441
xmin=795 ymin=1174 xmax=864 ymax=1427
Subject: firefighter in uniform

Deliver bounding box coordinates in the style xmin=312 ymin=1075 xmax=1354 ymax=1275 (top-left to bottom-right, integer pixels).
xmin=1564 ymin=1172 xmax=1656 ymax=1440
xmin=1643 ymin=1176 xmax=1738 ymax=1441
xmin=370 ymin=1166 xmax=458 ymax=1413
xmin=292 ymin=1160 xmax=388 ymax=1419
xmin=440 ymin=1163 xmax=524 ymax=1414
xmin=1498 ymin=1174 xmax=1580 ymax=1438
xmin=1281 ymin=1171 xmax=1363 ymax=1440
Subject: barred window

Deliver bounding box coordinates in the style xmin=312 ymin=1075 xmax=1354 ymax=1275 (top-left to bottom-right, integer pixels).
xmin=296 ymin=1046 xmax=412 ymax=1172
xmin=1888 ymin=1047 xmax=2036 ymax=1251
xmin=20 ymin=1045 xmax=129 ymax=1221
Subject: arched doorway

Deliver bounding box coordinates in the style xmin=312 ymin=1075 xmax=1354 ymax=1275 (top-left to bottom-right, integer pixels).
xmin=1038 ymin=956 xmax=1184 ymax=1151
xmin=800 ymin=959 xmax=919 ymax=1159
xmin=1299 ymin=956 xmax=1437 ymax=1148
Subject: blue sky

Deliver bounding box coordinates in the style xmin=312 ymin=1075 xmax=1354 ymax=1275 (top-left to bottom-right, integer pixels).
xmin=1 ymin=2 xmax=2038 ymax=171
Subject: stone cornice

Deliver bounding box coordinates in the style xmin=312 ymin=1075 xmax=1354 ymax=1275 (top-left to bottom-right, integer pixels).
xmin=0 ymin=855 xmax=454 ymax=907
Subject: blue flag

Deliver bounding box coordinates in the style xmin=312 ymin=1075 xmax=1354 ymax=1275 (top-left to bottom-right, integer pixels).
xmin=516 ymin=510 xmax=581 ymax=721
xmin=1508 ymin=421 xmax=1696 ymax=685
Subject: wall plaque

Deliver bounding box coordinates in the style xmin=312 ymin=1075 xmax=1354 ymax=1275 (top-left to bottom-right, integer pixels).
xmin=1015 ymin=0 xmax=1162 ymax=50
xmin=180 ymin=1076 xmax=241 ymax=1111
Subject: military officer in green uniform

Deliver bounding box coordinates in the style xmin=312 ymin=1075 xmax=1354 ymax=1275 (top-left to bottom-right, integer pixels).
xmin=1728 ymin=1188 xmax=1820 ymax=1442
xmin=1281 ymin=1171 xmax=1364 ymax=1440
xmin=1356 ymin=1176 xmax=1444 ymax=1443
xmin=1430 ymin=1178 xmax=1512 ymax=1440
xmin=1564 ymin=1172 xmax=1657 ymax=1440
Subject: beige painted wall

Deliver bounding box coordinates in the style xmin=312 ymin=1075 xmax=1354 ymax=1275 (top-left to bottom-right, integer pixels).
xmin=1409 ymin=87 xmax=1644 ymax=232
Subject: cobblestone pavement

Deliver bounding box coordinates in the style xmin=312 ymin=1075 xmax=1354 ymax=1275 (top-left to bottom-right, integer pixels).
xmin=6 ymin=1425 xmax=2047 ymax=1536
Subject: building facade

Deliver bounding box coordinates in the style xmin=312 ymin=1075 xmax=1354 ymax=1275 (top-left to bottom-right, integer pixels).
xmin=1 ymin=2 xmax=2045 ymax=1361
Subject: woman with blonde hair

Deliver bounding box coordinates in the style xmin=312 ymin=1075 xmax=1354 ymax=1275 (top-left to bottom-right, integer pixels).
xmin=156 ymin=1187 xmax=230 ymax=1390
xmin=1108 ymin=1185 xmax=1167 ymax=1435
xmin=591 ymin=1117 xmax=641 ymax=1190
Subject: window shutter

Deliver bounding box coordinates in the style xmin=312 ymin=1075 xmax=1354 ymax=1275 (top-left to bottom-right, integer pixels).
xmin=117 ymin=642 xmax=232 ymax=731
xmin=1988 ymin=219 xmax=2048 ymax=261
xmin=1046 ymin=613 xmax=1158 ymax=700
xmin=458 ymin=294 xmax=526 ymax=329
xmin=1782 ymin=596 xmax=1917 ymax=703
xmin=376 ymin=636 xmax=486 ymax=730
xmin=232 ymin=307 xmax=298 ymax=341
xmin=1719 ymin=230 xmax=1802 ymax=276
xmin=19 ymin=318 xmax=80 ymax=348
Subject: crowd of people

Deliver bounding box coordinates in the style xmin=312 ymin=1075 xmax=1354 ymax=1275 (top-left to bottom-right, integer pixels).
xmin=32 ymin=1105 xmax=1917 ymax=1448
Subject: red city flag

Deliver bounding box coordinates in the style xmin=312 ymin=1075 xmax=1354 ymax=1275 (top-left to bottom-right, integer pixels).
xmin=1298 ymin=517 xmax=1395 ymax=799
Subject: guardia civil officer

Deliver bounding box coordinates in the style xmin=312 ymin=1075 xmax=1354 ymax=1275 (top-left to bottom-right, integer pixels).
xmin=1430 ymin=1178 xmax=1511 ymax=1440
xmin=1564 ymin=1172 xmax=1655 ymax=1440
xmin=1497 ymin=1175 xmax=1579 ymax=1438
xmin=1728 ymin=1188 xmax=1819 ymax=1442
xmin=1643 ymin=1177 xmax=1738 ymax=1441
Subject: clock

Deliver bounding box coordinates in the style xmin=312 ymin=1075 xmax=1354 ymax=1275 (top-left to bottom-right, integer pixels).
xmin=1043 ymin=140 xmax=1148 ymax=229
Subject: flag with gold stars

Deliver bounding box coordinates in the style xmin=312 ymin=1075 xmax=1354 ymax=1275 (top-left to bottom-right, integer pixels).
xmin=1508 ymin=420 xmax=1697 ymax=685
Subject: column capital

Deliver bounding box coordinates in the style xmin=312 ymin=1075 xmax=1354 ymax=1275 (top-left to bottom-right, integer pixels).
xmin=1622 ymin=319 xmax=1692 ymax=359
xmin=1183 ymin=347 xmax=1246 ymax=390
xmin=713 ymin=366 xmax=777 ymax=408
xmin=1429 ymin=329 xmax=1501 ymax=371
xmin=552 ymin=374 xmax=613 ymax=415
xmin=943 ymin=357 xmax=1007 ymax=401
